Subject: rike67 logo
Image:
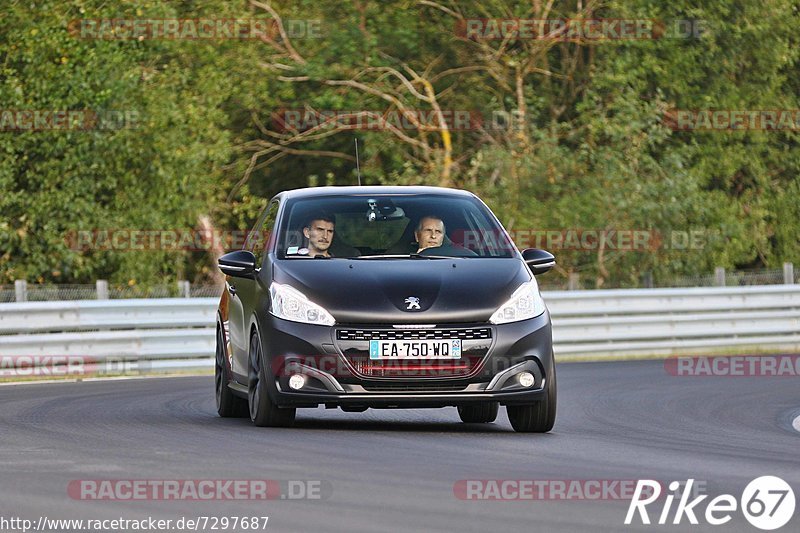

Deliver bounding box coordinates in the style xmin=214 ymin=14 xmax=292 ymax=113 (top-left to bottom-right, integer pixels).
xmin=625 ymin=477 xmax=795 ymax=530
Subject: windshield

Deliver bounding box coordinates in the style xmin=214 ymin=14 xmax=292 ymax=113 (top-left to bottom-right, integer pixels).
xmin=277 ymin=194 xmax=516 ymax=259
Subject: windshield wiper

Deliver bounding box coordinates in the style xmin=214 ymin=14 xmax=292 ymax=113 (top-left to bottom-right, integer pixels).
xmin=352 ymin=254 xmax=449 ymax=260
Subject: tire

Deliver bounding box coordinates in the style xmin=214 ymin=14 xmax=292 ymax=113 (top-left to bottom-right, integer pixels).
xmin=248 ymin=332 xmax=296 ymax=427
xmin=457 ymin=402 xmax=499 ymax=423
xmin=506 ymin=364 xmax=557 ymax=433
xmin=215 ymin=327 xmax=248 ymax=418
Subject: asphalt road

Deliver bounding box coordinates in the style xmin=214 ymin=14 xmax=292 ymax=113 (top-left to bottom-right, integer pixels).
xmin=1 ymin=360 xmax=798 ymax=533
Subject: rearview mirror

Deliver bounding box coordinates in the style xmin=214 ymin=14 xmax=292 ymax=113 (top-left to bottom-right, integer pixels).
xmin=218 ymin=250 xmax=257 ymax=278
xmin=521 ymin=248 xmax=555 ymax=275
xmin=366 ymin=198 xmax=405 ymax=221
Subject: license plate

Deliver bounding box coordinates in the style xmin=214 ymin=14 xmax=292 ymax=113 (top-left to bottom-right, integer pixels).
xmin=369 ymin=339 xmax=462 ymax=359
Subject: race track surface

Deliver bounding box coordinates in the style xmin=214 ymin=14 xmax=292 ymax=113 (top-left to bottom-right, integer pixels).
xmin=1 ymin=360 xmax=798 ymax=532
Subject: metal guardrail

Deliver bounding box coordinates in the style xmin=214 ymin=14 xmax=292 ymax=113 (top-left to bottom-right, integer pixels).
xmin=0 ymin=299 xmax=217 ymax=334
xmin=0 ymin=286 xmax=797 ymax=371
xmin=547 ymin=285 xmax=800 ymax=357
xmin=0 ymin=298 xmax=218 ymax=362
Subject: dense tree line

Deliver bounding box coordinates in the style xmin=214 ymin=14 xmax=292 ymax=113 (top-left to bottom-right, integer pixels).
xmin=2 ymin=0 xmax=798 ymax=288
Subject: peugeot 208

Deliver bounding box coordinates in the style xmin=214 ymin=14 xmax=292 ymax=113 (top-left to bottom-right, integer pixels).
xmin=215 ymin=186 xmax=556 ymax=432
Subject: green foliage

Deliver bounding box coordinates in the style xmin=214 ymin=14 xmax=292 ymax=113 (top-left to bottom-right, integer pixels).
xmin=1 ymin=0 xmax=798 ymax=288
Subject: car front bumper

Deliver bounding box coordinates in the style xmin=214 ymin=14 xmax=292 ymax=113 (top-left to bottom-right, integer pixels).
xmin=257 ymin=311 xmax=554 ymax=408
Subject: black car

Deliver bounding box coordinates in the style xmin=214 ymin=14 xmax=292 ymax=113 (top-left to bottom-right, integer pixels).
xmin=215 ymin=186 xmax=557 ymax=432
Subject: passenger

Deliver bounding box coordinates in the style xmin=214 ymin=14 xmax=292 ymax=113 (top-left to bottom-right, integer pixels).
xmin=302 ymin=213 xmax=335 ymax=257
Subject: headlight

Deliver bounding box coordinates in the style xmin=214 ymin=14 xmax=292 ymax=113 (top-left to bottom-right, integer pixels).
xmin=489 ymin=279 xmax=547 ymax=324
xmin=269 ymin=282 xmax=335 ymax=326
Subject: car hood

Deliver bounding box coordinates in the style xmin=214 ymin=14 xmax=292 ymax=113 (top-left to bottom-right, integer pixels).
xmin=271 ymin=258 xmax=531 ymax=324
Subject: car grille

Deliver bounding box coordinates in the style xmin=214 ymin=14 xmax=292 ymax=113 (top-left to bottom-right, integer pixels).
xmin=336 ymin=328 xmax=491 ymax=341
xmin=347 ymin=357 xmax=482 ymax=378
xmin=360 ymin=383 xmax=467 ymax=392
xmin=336 ymin=327 xmax=492 ymax=379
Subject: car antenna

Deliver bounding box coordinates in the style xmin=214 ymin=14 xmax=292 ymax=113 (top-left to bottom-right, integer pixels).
xmin=354 ymin=137 xmax=362 ymax=186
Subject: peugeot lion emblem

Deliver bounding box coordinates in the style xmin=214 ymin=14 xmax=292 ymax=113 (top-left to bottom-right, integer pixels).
xmin=404 ymin=296 xmax=421 ymax=310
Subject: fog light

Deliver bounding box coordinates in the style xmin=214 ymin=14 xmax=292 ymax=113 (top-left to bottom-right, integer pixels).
xmin=288 ymin=374 xmax=306 ymax=390
xmin=517 ymin=371 xmax=535 ymax=388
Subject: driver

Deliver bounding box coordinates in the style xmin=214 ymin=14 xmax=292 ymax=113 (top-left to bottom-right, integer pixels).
xmin=302 ymin=213 xmax=335 ymax=257
xmin=415 ymin=215 xmax=445 ymax=253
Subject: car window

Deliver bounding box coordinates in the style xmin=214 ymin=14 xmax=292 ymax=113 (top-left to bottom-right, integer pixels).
xmin=248 ymin=199 xmax=279 ymax=265
xmin=459 ymin=203 xmax=517 ymax=257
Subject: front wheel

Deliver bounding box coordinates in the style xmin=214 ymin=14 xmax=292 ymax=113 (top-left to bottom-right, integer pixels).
xmin=506 ymin=364 xmax=557 ymax=433
xmin=248 ymin=332 xmax=296 ymax=427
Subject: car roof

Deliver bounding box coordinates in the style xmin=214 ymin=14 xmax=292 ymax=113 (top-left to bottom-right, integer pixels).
xmin=273 ymin=186 xmax=478 ymax=201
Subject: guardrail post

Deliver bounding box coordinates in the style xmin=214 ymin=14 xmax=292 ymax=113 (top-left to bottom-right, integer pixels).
xmin=96 ymin=280 xmax=109 ymax=299
xmin=641 ymin=271 xmax=653 ymax=288
xmin=784 ymin=262 xmax=795 ymax=284
xmin=178 ymin=280 xmax=191 ymax=298
xmin=714 ymin=267 xmax=726 ymax=286
xmin=14 ymin=280 xmax=27 ymax=302
xmin=568 ymin=273 xmax=580 ymax=291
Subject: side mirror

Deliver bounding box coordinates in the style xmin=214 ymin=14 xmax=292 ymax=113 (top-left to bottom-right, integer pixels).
xmin=521 ymin=248 xmax=555 ymax=275
xmin=218 ymin=250 xmax=257 ymax=278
